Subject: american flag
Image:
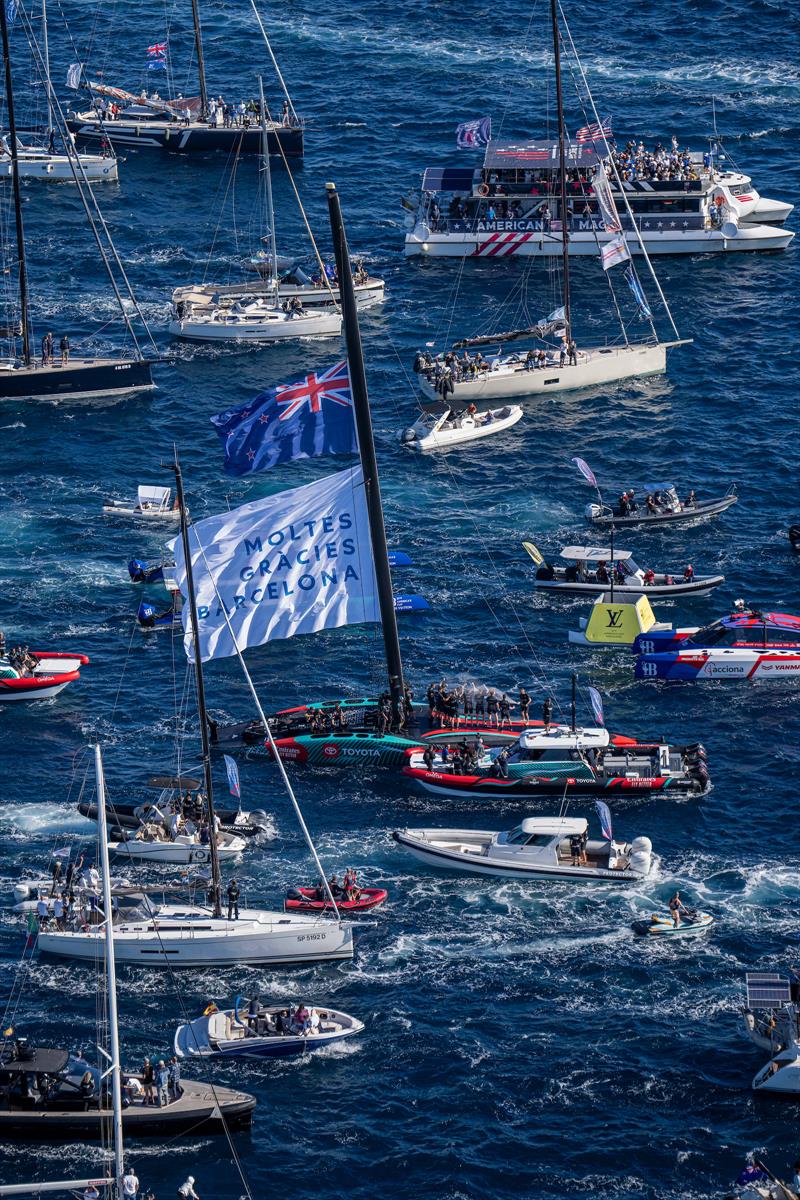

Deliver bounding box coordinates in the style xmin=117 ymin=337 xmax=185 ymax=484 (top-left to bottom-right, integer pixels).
xmin=498 ymin=148 xmax=551 ymax=161
xmin=575 ymin=116 xmax=612 ymax=144
xmin=276 ymin=360 xmax=352 ymax=422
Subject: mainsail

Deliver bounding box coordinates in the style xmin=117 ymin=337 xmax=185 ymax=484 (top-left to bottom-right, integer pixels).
xmin=453 ymin=307 xmax=566 ymax=348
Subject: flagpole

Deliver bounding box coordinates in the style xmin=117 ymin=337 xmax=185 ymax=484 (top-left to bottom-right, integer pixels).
xmin=550 ymin=0 xmax=571 ymax=343
xmin=173 ymin=452 xmax=222 ymax=918
xmin=325 ymin=181 xmax=405 ymax=729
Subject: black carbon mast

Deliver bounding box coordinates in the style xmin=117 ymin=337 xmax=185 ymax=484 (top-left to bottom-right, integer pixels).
xmin=550 ymin=0 xmax=571 ymax=343
xmin=0 ymin=0 xmax=31 ymax=365
xmin=190 ymin=0 xmax=209 ymax=120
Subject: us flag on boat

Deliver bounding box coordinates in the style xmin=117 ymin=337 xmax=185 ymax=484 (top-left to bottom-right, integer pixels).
xmin=210 ymin=360 xmax=358 ymax=475
xmin=575 ymin=116 xmax=612 ymax=143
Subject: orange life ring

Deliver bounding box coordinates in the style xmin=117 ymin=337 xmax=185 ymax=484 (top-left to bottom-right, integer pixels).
xmin=477 ymin=182 xmax=489 ymax=197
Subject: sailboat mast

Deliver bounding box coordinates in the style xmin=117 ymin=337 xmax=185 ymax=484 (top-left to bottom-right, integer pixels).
xmin=550 ymin=0 xmax=571 ymax=342
xmin=325 ymin=182 xmax=405 ymax=728
xmin=190 ymin=0 xmax=208 ymax=119
xmin=0 ymin=0 xmax=32 ymax=366
xmin=94 ymin=745 xmax=124 ymax=1200
xmin=41 ymin=0 xmax=52 ymax=140
xmin=258 ymin=76 xmax=278 ymax=285
xmin=173 ymin=456 xmax=223 ymax=917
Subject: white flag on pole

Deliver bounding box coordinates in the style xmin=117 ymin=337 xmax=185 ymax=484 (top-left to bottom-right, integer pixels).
xmin=601 ymin=233 xmax=630 ymax=271
xmin=65 ymin=63 xmax=83 ymax=90
xmin=171 ymin=465 xmax=379 ymax=663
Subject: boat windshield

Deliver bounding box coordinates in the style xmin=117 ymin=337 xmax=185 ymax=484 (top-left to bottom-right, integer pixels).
xmin=685 ymin=622 xmax=729 ymax=648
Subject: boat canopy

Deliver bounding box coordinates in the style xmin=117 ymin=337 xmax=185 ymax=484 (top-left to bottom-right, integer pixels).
xmin=560 ymin=546 xmax=634 ymax=562
xmin=518 ymin=727 xmax=610 ymax=752
xmin=148 ymin=775 xmax=202 ymax=790
xmin=421 ymin=167 xmax=479 ymax=194
xmin=519 ymin=817 xmax=587 ymax=837
xmin=137 ymin=485 xmax=171 ymax=510
xmin=483 ymin=139 xmax=601 ymax=170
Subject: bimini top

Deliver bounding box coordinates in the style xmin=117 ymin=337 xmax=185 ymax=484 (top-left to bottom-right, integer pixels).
xmin=519 ymin=817 xmax=588 ymax=837
xmin=483 ymin=139 xmax=602 ymax=171
xmin=148 ymin=775 xmax=202 ymax=791
xmin=518 ymin=727 xmax=610 ymax=752
xmin=137 ymin=484 xmax=172 ymax=510
xmin=560 ymin=546 xmax=634 ymax=562
xmin=421 ymin=166 xmax=479 ymax=194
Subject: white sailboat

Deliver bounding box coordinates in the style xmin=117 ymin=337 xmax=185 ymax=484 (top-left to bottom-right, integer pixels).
xmin=37 ymin=464 xmax=354 ymax=970
xmin=411 ymin=0 xmax=689 ymax=404
xmin=169 ymin=78 xmax=353 ymax=344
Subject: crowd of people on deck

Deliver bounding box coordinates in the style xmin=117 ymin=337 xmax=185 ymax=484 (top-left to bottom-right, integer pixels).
xmin=426 ymin=681 xmax=551 ymax=730
xmin=413 ymin=340 xmax=580 ymax=394
xmin=92 ymin=93 xmax=298 ymax=129
xmin=30 ymin=854 xmax=103 ymax=931
xmin=616 ymin=487 xmax=698 ymax=516
xmin=311 ymin=868 xmax=362 ymax=903
xmin=608 ymin=137 xmax=701 ymax=184
xmin=0 ymin=632 xmax=38 ymax=676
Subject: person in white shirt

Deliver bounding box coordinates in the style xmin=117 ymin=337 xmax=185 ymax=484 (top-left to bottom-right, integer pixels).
xmin=177 ymin=1176 xmax=199 ymax=1200
xmin=122 ymin=1167 xmax=139 ymax=1200
xmin=85 ymin=864 xmax=100 ymax=892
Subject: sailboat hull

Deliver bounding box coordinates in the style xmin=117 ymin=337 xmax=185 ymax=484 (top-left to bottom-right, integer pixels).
xmin=0 ymin=357 xmax=154 ymax=401
xmin=37 ymin=906 xmax=355 ymax=967
xmin=418 ymin=343 xmax=667 ymax=402
xmin=66 ymin=115 xmax=303 ymax=157
xmin=0 ymin=153 xmax=118 ymax=181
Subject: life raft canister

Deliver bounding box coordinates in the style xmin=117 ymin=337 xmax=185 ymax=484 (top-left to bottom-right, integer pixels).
xmin=477 ymin=182 xmax=490 ymax=197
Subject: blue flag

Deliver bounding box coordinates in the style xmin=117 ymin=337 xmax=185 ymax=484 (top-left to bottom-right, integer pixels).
xmin=588 ymin=686 xmax=605 ymax=727
xmin=595 ymin=799 xmax=613 ymax=842
xmin=223 ymin=754 xmax=240 ymax=799
xmin=624 ymin=265 xmax=653 ymax=320
xmin=456 ymin=116 xmax=491 ymax=149
xmin=5 ymin=0 xmax=17 ymax=23
xmin=210 ymin=360 xmax=357 ymax=476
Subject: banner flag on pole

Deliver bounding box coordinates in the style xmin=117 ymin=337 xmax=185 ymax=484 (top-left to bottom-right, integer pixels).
xmin=65 ymin=63 xmax=83 ymax=90
xmin=595 ymin=799 xmax=614 ymax=842
xmin=624 ymin=265 xmax=653 ymax=320
xmin=601 ymin=233 xmax=630 ymax=271
xmin=588 ymin=686 xmax=605 ymax=727
xmin=591 ymin=166 xmax=622 ymax=233
xmin=456 ymin=116 xmax=492 ymax=149
xmin=170 ymin=465 xmax=379 ymax=663
xmin=223 ymin=754 xmax=241 ymax=798
xmin=572 ymin=457 xmax=597 ymax=488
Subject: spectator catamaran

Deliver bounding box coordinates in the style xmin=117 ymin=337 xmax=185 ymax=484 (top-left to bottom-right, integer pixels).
xmin=409 ymin=0 xmax=692 ymax=403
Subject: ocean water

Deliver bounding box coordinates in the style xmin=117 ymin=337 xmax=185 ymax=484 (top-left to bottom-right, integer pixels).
xmin=0 ymin=0 xmax=799 ymax=1197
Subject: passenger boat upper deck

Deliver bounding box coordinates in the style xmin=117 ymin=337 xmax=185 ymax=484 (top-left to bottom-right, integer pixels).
xmin=403 ymin=137 xmax=794 ymax=257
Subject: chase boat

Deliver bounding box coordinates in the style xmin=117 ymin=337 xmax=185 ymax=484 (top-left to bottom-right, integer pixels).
xmin=400 ymin=403 xmax=523 ymax=452
xmin=633 ymin=608 xmax=800 ymax=681
xmin=526 ymin=541 xmax=724 ymax=599
xmin=102 ymin=485 xmax=179 ymax=520
xmin=393 ymin=815 xmax=653 ymax=883
xmin=586 ymin=483 xmax=738 ymax=527
xmin=78 ymin=773 xmax=271 ymax=839
xmin=285 ymin=885 xmax=388 ymax=913
xmin=403 ymin=725 xmax=709 ymax=800
xmin=0 ymin=649 xmax=90 ymax=701
xmin=174 ymin=1000 xmax=364 ymax=1060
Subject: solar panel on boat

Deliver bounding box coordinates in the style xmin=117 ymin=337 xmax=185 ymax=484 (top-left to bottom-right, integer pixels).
xmin=746 ymin=972 xmax=792 ymax=1006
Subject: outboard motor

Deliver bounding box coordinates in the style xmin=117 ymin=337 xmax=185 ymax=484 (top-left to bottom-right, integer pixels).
xmin=128 ymin=557 xmax=148 ymax=583
xmin=286 ymin=887 xmax=305 ymax=901
xmin=685 ymin=742 xmax=708 ymax=763
xmin=400 ymin=427 xmax=418 ymax=445
xmin=629 ymin=836 xmax=653 ymax=877
xmin=137 ymin=601 xmax=157 ymax=628
xmin=585 ymin=502 xmax=603 ymax=521
xmin=691 ymin=762 xmax=710 ymax=791
xmin=248 ymin=809 xmax=271 ymax=833
xmin=536 ymin=561 xmax=556 ymax=581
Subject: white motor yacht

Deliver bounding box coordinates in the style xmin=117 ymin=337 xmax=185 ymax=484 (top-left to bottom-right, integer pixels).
xmin=400 ymin=404 xmax=523 ymax=451
xmin=393 ymin=815 xmax=653 ymax=883
xmin=168 ymin=298 xmax=342 ymax=342
xmin=108 ymin=826 xmax=246 ymax=865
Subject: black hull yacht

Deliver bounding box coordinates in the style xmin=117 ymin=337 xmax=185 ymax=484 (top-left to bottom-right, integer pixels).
xmin=0 ymin=357 xmax=154 ymax=402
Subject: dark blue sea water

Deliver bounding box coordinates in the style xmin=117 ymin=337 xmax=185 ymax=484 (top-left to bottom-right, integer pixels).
xmin=0 ymin=0 xmax=799 ymax=1197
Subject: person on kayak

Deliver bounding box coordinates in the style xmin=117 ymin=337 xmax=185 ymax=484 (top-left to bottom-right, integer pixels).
xmin=668 ymin=891 xmax=688 ymax=927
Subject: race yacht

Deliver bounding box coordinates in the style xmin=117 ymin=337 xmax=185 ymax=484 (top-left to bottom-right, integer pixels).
xmin=633 ymin=608 xmax=800 ymax=680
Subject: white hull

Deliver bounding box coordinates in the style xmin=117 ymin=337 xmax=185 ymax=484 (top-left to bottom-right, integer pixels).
xmin=37 ymin=905 xmax=354 ymax=966
xmin=419 ymin=343 xmax=667 ymax=402
xmin=405 ymin=224 xmax=794 ymax=257
xmin=402 ymin=405 xmax=523 ymax=451
xmin=0 ymin=679 xmax=70 ymax=701
xmin=178 ymin=278 xmax=384 ymax=311
xmin=168 ymin=309 xmax=342 ymax=342
xmin=0 ymin=152 xmax=118 ymax=181
xmin=535 ymin=576 xmax=724 ymax=599
xmin=108 ymin=840 xmax=243 ymax=865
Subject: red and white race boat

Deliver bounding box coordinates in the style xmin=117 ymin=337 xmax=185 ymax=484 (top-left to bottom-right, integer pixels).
xmin=0 ymin=651 xmax=90 ymax=701
xmin=284 ymin=886 xmax=388 ymax=913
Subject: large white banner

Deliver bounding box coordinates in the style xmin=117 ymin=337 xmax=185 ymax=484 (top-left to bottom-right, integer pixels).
xmin=172 ymin=465 xmax=379 ymax=662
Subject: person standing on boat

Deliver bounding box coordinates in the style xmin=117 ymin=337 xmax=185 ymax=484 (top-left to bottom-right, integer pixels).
xmin=156 ymin=1061 xmax=169 ymax=1107
xmin=464 ymin=681 xmax=476 ymax=718
xmin=226 ymin=878 xmax=240 ymax=921
xmin=542 ymin=696 xmax=553 ymax=733
xmin=518 ymin=687 xmax=530 ymax=722
xmin=683 ymin=564 xmax=694 ymax=583
xmin=141 ymin=1058 xmax=156 ymax=1104
xmin=498 ymin=693 xmax=512 ymax=729
xmin=177 ymin=1177 xmax=200 ymax=1200
xmin=486 ymin=688 xmax=499 ymax=727
xmin=668 ymin=891 xmax=687 ymax=927
xmin=568 ymin=339 xmax=578 ymax=366
xmin=59 ymin=335 xmax=70 ymax=365
xmin=559 ymin=342 xmax=567 ymax=368
xmin=168 ymin=1055 xmax=181 ymax=1099
xmin=475 ymin=683 xmax=486 ymax=719
xmin=40 ymin=331 xmax=53 ymax=366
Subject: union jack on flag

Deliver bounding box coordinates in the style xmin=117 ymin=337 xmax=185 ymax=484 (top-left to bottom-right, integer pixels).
xmin=575 ymin=116 xmax=612 ymax=144
xmin=276 ymin=360 xmax=352 ymax=421
xmin=147 ymin=42 xmax=168 ymax=57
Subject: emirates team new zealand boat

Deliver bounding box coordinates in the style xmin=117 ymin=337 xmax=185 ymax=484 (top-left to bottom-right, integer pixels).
xmin=402 ymin=725 xmax=709 ymax=801
xmin=634 ymin=607 xmax=800 ymax=681
xmin=0 ymin=3 xmax=154 ymax=402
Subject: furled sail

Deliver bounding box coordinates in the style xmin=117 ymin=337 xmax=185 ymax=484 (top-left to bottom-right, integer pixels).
xmin=453 ymin=307 xmax=566 ymax=348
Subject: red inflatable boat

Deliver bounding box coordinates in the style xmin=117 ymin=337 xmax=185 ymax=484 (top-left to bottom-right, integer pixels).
xmin=284 ymin=886 xmax=388 ymax=913
xmin=0 ymin=652 xmax=90 ymax=702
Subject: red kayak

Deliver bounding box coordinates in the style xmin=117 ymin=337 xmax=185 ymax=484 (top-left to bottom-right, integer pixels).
xmin=284 ymin=886 xmax=388 ymax=913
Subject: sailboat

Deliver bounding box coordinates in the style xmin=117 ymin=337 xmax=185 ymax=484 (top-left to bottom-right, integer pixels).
xmin=1 ymin=746 xmax=257 ymax=1139
xmin=65 ymin=1 xmax=303 ymax=158
xmin=2 ymin=0 xmax=119 ymax=182
xmin=0 ymin=2 xmax=154 ymax=402
xmin=169 ymin=79 xmax=382 ymax=343
xmin=36 ymin=472 xmax=354 ymax=969
xmin=411 ymin=0 xmax=688 ymax=404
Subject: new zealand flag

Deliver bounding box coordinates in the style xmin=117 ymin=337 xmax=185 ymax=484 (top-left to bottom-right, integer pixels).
xmin=210 ymin=360 xmax=358 ymax=475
